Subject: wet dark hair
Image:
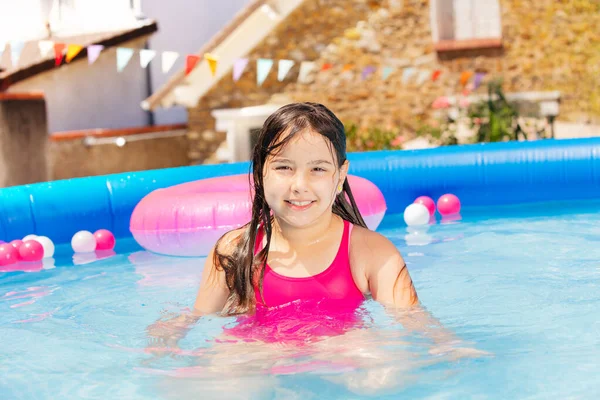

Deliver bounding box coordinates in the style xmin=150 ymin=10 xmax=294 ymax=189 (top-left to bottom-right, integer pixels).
xmin=214 ymin=102 xmax=367 ymax=315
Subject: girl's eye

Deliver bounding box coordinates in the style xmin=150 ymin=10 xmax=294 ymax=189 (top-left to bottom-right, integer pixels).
xmin=275 ymin=166 xmax=291 ymax=171
xmin=312 ymin=167 xmax=326 ymax=172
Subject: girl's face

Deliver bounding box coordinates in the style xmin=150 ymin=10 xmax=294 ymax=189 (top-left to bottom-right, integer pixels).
xmin=263 ymin=129 xmax=348 ymax=229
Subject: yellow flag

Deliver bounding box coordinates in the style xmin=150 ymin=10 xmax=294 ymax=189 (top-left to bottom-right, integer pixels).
xmin=205 ymin=53 xmax=219 ymax=76
xmin=66 ymin=44 xmax=83 ymax=63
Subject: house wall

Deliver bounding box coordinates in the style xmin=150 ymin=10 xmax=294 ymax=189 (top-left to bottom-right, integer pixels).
xmin=0 ymin=95 xmax=48 ymax=188
xmin=49 ymin=135 xmax=189 ymax=180
xmin=8 ymin=37 xmax=151 ymax=133
xmin=186 ymin=0 xmax=600 ymax=163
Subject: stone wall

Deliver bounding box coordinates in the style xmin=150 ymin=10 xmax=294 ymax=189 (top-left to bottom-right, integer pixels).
xmin=188 ymin=0 xmax=600 ymax=163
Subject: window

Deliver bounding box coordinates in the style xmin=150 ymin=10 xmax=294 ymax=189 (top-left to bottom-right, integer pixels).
xmin=430 ymin=0 xmax=502 ymax=51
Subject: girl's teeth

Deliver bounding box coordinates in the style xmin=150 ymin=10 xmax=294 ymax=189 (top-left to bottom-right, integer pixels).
xmin=290 ymin=201 xmax=311 ymax=206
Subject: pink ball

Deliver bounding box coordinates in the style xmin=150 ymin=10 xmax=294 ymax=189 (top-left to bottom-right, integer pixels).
xmin=18 ymin=240 xmax=44 ymax=262
xmin=414 ymin=196 xmax=436 ymax=216
xmin=94 ymin=229 xmax=116 ymax=251
xmin=437 ymin=194 xmax=461 ymax=216
xmin=0 ymin=244 xmax=19 ymax=266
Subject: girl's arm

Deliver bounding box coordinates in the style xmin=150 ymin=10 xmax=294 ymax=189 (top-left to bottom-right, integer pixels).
xmin=146 ymin=229 xmax=240 ymax=350
xmin=355 ymin=229 xmax=484 ymax=353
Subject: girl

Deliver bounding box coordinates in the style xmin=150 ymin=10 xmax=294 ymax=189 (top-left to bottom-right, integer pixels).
xmin=195 ymin=102 xmax=418 ymax=321
xmin=145 ymin=103 xmax=486 ymax=393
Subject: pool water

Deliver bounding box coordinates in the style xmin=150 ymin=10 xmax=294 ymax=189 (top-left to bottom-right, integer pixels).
xmin=1 ymin=200 xmax=599 ymax=399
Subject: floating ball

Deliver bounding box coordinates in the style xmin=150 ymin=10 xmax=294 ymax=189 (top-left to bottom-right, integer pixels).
xmin=33 ymin=236 xmax=55 ymax=258
xmin=19 ymin=240 xmax=44 ymax=262
xmin=437 ymin=194 xmax=461 ymax=216
xmin=22 ymin=234 xmax=38 ymax=242
xmin=71 ymin=230 xmax=97 ymax=253
xmin=94 ymin=229 xmax=116 ymax=251
xmin=403 ymin=203 xmax=430 ymax=226
xmin=10 ymin=239 xmax=24 ymax=250
xmin=414 ymin=196 xmax=436 ymax=216
xmin=0 ymin=244 xmax=19 ymax=266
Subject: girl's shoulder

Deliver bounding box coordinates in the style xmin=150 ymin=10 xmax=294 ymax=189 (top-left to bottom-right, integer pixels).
xmin=214 ymin=226 xmax=247 ymax=256
xmin=349 ymin=223 xmax=403 ymax=267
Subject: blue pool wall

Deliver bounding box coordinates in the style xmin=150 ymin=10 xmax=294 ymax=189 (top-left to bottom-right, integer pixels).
xmin=1 ymin=137 xmax=599 ymax=244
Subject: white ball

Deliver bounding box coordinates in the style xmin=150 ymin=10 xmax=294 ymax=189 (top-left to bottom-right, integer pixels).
xmin=23 ymin=234 xmax=38 ymax=241
xmin=403 ymin=203 xmax=430 ymax=227
xmin=71 ymin=230 xmax=97 ymax=253
xmin=33 ymin=236 xmax=55 ymax=258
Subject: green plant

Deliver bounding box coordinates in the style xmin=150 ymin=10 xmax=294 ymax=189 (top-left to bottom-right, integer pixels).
xmin=345 ymin=123 xmax=403 ymax=152
xmin=467 ymin=79 xmax=523 ymax=143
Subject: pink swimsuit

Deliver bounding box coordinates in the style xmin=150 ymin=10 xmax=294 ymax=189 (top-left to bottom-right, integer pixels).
xmin=253 ymin=218 xmax=365 ymax=308
xmin=224 ymin=219 xmax=367 ymax=344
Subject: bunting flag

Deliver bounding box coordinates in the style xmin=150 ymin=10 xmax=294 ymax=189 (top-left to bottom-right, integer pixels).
xmin=459 ymin=70 xmax=473 ymax=87
xmin=185 ymin=55 xmax=201 ymax=76
xmin=87 ymin=45 xmax=104 ymax=65
xmin=10 ymin=41 xmax=25 ymax=68
xmin=161 ymin=51 xmax=179 ymax=74
xmin=204 ymin=53 xmax=218 ymax=76
xmin=66 ymin=44 xmax=83 ymax=63
xmin=473 ymin=72 xmax=486 ymax=90
xmin=256 ymin=58 xmax=273 ymax=86
xmin=382 ymin=66 xmax=394 ymax=80
xmin=361 ymin=66 xmax=376 ymax=80
xmin=298 ymin=61 xmax=315 ymax=83
xmin=232 ymin=58 xmax=248 ymax=81
xmin=139 ymin=49 xmax=156 ymax=68
xmin=342 ymin=64 xmax=354 ymax=72
xmin=401 ymin=67 xmax=416 ymax=84
xmin=53 ymin=43 xmax=66 ymax=66
xmin=116 ymin=48 xmax=134 ymax=72
xmin=278 ymin=59 xmax=294 ymax=81
xmin=38 ymin=40 xmax=54 ymax=58
xmin=416 ymin=69 xmax=430 ymax=85
xmin=4 ymin=37 xmax=485 ymax=92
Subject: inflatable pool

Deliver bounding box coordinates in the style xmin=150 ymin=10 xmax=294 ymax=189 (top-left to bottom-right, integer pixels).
xmin=129 ymin=174 xmax=386 ymax=256
xmin=1 ymin=138 xmax=599 ymax=247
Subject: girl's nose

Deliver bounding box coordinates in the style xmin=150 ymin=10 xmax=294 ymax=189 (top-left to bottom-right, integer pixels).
xmin=290 ymin=171 xmax=308 ymax=193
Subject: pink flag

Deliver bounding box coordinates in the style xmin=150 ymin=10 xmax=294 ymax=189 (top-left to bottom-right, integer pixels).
xmin=87 ymin=45 xmax=104 ymax=65
xmin=233 ymin=58 xmax=248 ymax=82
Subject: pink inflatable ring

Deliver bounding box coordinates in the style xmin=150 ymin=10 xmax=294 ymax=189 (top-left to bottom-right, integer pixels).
xmin=130 ymin=174 xmax=386 ymax=257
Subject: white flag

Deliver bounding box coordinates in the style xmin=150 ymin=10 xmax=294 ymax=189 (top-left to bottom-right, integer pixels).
xmin=162 ymin=51 xmax=179 ymax=74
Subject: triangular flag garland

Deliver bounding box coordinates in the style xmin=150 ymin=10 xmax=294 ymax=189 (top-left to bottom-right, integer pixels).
xmin=10 ymin=41 xmax=25 ymax=68
xmin=162 ymin=51 xmax=179 ymax=74
xmin=382 ymin=66 xmax=394 ymax=80
xmin=256 ymin=58 xmax=273 ymax=86
xmin=87 ymin=45 xmax=104 ymax=65
xmin=401 ymin=67 xmax=416 ymax=84
xmin=139 ymin=49 xmax=156 ymax=68
xmin=53 ymin=43 xmax=66 ymax=66
xmin=185 ymin=55 xmax=201 ymax=76
xmin=233 ymin=58 xmax=248 ymax=82
xmin=205 ymin=53 xmax=219 ymax=76
xmin=298 ymin=61 xmax=316 ymax=83
xmin=460 ymin=71 xmax=474 ymax=87
xmin=473 ymin=72 xmax=486 ymax=90
xmin=0 ymin=38 xmax=486 ymax=93
xmin=66 ymin=44 xmax=83 ymax=63
xmin=116 ymin=48 xmax=135 ymax=72
xmin=278 ymin=59 xmax=294 ymax=81
xmin=361 ymin=66 xmax=376 ymax=80
xmin=39 ymin=40 xmax=54 ymax=58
